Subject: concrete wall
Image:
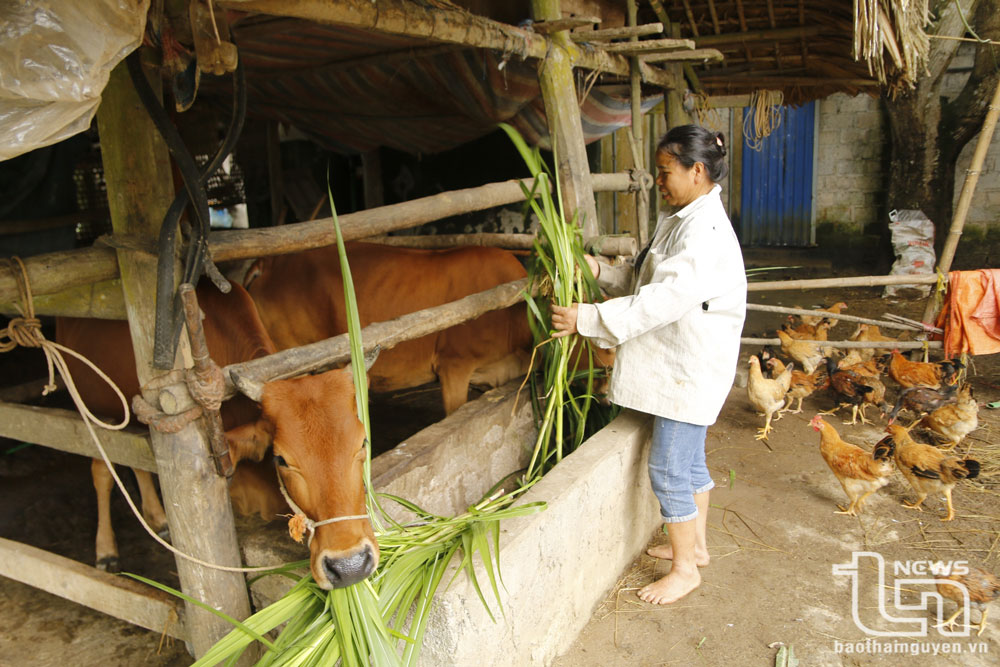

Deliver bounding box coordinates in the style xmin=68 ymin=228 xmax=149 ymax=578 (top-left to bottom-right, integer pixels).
xmin=421 ymin=410 xmax=660 ymax=666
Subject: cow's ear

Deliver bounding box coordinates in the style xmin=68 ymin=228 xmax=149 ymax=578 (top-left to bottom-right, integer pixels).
xmin=226 ymin=419 xmax=273 ymax=464
xmin=342 ymin=345 xmax=381 ymax=388
xmin=242 ymin=258 xmax=265 ymax=289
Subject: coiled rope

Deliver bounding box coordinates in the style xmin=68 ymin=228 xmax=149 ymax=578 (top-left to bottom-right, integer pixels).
xmin=0 ymin=258 xmax=287 ymax=574
xmin=742 ymin=89 xmax=784 ymax=152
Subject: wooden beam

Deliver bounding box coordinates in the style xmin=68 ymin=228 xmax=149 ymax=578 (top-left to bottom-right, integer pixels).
xmin=747 ymin=274 xmax=939 ymax=292
xmin=741 ymin=338 xmax=941 ymax=350
xmin=96 ymin=57 xmax=252 ymax=658
xmin=570 ymin=23 xmax=663 ymax=42
xmin=221 ymin=0 xmax=671 ymax=87
xmin=0 ymin=278 xmax=124 ymax=319
xmin=693 ymin=26 xmax=822 ymax=47
xmin=0 ymin=401 xmax=157 ymax=472
xmin=698 ymin=76 xmax=878 ymax=87
xmin=0 ymin=537 xmax=187 ymax=640
xmin=225 ymin=278 xmax=530 ymax=390
xmin=0 ymin=173 xmax=638 ymax=308
xmin=639 ymin=48 xmax=724 ymax=64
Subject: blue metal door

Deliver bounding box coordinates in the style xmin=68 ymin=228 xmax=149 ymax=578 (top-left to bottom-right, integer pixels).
xmin=740 ymin=101 xmax=815 ymax=246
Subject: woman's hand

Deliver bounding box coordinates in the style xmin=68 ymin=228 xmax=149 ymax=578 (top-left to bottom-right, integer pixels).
xmin=550 ymin=303 xmax=579 ymax=338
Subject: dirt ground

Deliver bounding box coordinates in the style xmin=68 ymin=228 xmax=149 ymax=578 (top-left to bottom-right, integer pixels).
xmin=2 ymin=279 xmax=999 ymax=666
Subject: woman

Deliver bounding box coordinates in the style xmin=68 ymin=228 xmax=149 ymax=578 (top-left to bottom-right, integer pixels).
xmin=551 ymin=125 xmax=746 ymax=605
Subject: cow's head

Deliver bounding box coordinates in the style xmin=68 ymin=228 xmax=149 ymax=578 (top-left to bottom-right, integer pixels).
xmin=227 ymin=363 xmax=378 ymax=589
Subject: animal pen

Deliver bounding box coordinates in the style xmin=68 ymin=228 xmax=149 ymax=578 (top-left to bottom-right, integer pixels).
xmin=1 ymin=0 xmax=997 ymax=664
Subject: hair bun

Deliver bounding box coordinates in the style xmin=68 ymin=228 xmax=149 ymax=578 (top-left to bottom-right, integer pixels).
xmin=715 ymin=133 xmax=727 ymax=157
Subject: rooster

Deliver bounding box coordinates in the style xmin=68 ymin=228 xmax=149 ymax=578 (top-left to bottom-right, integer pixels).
xmin=887 ymin=423 xmax=980 ymax=521
xmin=886 ymin=383 xmax=958 ymax=425
xmin=748 ymin=355 xmax=793 ymax=441
xmin=887 ymin=349 xmax=964 ymax=389
xmin=810 ymin=415 xmax=895 ymax=516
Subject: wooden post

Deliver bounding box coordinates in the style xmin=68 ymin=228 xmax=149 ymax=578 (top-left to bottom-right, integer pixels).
xmin=530 ymin=0 xmax=599 ymax=239
xmin=96 ymin=58 xmax=252 ymax=658
xmin=920 ymin=78 xmax=1000 ymax=326
xmin=627 ymin=0 xmax=650 ymax=245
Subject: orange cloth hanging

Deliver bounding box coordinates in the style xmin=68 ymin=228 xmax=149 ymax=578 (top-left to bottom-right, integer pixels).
xmin=937 ymin=269 xmax=1000 ymax=358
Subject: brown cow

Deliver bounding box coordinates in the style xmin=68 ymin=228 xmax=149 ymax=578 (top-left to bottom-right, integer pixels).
xmin=245 ymin=242 xmax=534 ymax=414
xmin=57 ymin=281 xmax=377 ymax=589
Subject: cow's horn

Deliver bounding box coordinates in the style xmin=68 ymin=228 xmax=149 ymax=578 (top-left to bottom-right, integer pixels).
xmin=363 ymin=345 xmax=381 ymax=371
xmin=231 ymin=371 xmax=264 ymax=402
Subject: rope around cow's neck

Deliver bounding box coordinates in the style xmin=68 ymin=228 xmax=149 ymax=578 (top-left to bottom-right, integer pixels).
xmin=273 ymin=458 xmax=370 ymax=546
xmin=1 ymin=257 xmax=296 ymax=574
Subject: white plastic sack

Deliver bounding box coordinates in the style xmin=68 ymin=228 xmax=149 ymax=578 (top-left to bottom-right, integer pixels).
xmin=0 ymin=0 xmax=149 ymax=161
xmin=883 ymin=209 xmax=936 ymax=298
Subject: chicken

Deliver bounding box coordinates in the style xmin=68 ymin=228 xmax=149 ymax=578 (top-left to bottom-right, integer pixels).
xmin=776 ymin=329 xmax=824 ymax=374
xmin=781 ymin=318 xmax=832 ymax=340
xmin=767 ymin=357 xmax=829 ymax=414
xmin=887 ymin=349 xmax=964 ymax=389
xmin=841 ymin=353 xmax=890 ymax=379
xmin=886 ymin=383 xmax=959 ymax=425
xmin=809 ymin=415 xmax=895 ymax=516
xmin=919 ymin=383 xmax=979 ymax=449
xmin=823 ymin=357 xmax=889 ymax=425
xmin=936 ymin=566 xmax=1000 ymax=636
xmin=887 ymin=423 xmax=981 ymax=521
xmin=849 ymin=324 xmax=899 ymax=360
xmin=801 ymin=301 xmax=848 ymax=328
xmin=747 ymin=355 xmax=793 ymax=441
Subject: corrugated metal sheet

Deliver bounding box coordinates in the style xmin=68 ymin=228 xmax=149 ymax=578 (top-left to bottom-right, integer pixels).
xmin=740 ymin=101 xmax=816 ymax=246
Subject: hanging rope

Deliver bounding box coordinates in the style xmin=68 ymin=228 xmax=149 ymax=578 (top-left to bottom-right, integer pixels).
xmin=742 ymin=89 xmax=784 ymax=152
xmin=0 ymin=258 xmax=285 ymax=574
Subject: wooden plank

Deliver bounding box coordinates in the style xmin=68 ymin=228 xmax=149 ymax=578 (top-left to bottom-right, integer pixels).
xmin=600 ymin=38 xmax=695 ymax=53
xmin=570 ymin=23 xmax=662 ymax=42
xmin=531 ymin=16 xmax=600 ymax=33
xmin=0 ymin=537 xmax=186 ymax=640
xmin=0 ymin=401 xmax=157 ymax=472
xmin=693 ymin=25 xmax=822 ymax=46
xmin=639 ymin=48 xmax=724 ymax=63
xmin=0 ymin=173 xmax=640 ymax=307
xmin=226 ymin=278 xmax=529 ymax=390
xmin=97 ymin=57 xmax=252 ymax=658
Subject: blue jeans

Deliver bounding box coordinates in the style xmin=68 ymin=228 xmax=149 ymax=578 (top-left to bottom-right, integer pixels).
xmin=648 ymin=416 xmax=715 ymax=523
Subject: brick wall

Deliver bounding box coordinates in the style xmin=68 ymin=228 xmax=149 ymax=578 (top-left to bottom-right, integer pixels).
xmin=815 ymin=43 xmax=1000 ymax=246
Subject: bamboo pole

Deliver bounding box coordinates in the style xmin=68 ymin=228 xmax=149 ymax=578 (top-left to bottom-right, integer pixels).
xmin=366 ymin=232 xmax=637 ymax=256
xmin=920 ymin=77 xmax=1000 ymax=326
xmin=741 ymin=338 xmax=941 ymax=350
xmin=747 ymin=273 xmax=940 ymax=291
xmin=96 ymin=58 xmax=251 ymax=658
xmin=225 ymin=278 xmax=529 ymax=393
xmin=570 ymin=23 xmax=663 ymax=42
xmin=0 ymin=172 xmax=637 ymax=307
xmin=627 ymin=0 xmax=649 ymax=246
xmin=746 ymin=303 xmax=927 ymax=332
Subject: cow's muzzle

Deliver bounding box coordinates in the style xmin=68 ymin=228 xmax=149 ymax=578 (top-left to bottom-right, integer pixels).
xmin=319 ymin=543 xmax=377 ymax=589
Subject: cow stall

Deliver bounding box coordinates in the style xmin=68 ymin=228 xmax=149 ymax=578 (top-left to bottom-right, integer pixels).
xmin=0 ymin=2 xmax=730 ymax=661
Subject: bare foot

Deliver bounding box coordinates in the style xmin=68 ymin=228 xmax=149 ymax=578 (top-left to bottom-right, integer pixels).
xmin=638 ymin=567 xmax=701 ymax=605
xmin=646 ymin=543 xmax=710 ymax=567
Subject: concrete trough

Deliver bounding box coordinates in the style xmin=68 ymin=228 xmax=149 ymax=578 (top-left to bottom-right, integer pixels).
xmin=242 ymin=381 xmax=660 ymax=665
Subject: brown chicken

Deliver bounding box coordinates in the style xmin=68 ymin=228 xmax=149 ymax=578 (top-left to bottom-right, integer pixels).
xmin=823 ymin=357 xmax=889 ymax=425
xmin=781 ymin=318 xmax=832 ymax=340
xmin=886 ymin=383 xmax=959 ymax=425
xmin=801 ymin=301 xmax=848 ymax=328
xmin=748 ymin=355 xmax=793 ymax=441
xmin=841 ymin=353 xmax=890 ymax=379
xmin=810 ymin=415 xmax=895 ymax=516
xmin=919 ymin=383 xmax=979 ymax=449
xmin=849 ymin=324 xmax=899 ymax=360
xmin=936 ymin=566 xmax=1000 ymax=636
xmin=776 ymin=329 xmax=824 ymax=374
xmin=887 ymin=423 xmax=980 ymax=521
xmin=887 ymin=349 xmax=964 ymax=389
xmin=767 ymin=357 xmax=829 ymax=414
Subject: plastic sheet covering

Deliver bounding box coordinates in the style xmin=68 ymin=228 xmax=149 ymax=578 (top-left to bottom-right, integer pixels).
xmin=0 ymin=0 xmax=149 ymax=161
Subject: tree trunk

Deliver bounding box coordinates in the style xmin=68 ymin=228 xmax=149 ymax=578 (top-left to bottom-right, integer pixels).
xmin=882 ymin=0 xmax=1000 ymax=256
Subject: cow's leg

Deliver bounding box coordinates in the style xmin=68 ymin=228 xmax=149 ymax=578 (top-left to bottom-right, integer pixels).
xmin=437 ymin=360 xmax=477 ymax=415
xmin=92 ymin=458 xmax=119 ymax=572
xmin=134 ymin=469 xmax=170 ymax=542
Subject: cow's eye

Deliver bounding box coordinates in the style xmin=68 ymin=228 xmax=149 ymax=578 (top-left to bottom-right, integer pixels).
xmin=274 ymin=455 xmax=288 ymax=467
